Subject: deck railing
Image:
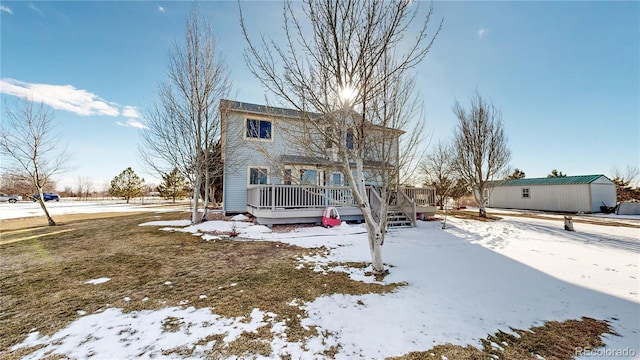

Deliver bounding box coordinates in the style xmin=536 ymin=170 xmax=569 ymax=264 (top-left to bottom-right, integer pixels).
xmin=247 ymin=185 xmax=435 ymax=225
xmin=247 ymin=185 xmax=357 ymax=210
xmin=400 ymin=187 xmax=436 ymax=206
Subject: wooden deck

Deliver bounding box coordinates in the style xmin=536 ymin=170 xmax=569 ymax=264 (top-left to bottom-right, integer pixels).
xmin=246 ymin=185 xmax=436 ymax=227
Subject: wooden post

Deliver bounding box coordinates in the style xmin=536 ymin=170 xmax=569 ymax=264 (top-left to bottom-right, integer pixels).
xmin=564 ymin=215 xmax=575 ymax=231
xmin=271 ymin=184 xmax=275 ymax=211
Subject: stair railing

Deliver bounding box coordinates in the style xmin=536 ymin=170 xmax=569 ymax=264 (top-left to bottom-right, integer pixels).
xmin=366 ymin=186 xmax=383 ymax=223
xmin=396 ymin=190 xmax=417 ymax=227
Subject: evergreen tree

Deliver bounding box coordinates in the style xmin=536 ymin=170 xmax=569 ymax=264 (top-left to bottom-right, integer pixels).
xmin=158 ymin=167 xmax=190 ymax=202
xmin=507 ymin=168 xmax=526 ymax=179
xmin=612 ymin=176 xmax=640 ymax=202
xmin=547 ymin=169 xmax=566 ymax=178
xmin=109 ymin=167 xmax=145 ymax=203
xmin=449 ymin=179 xmax=470 ymax=209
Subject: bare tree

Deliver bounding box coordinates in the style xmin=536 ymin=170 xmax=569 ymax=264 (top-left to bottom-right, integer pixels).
xmin=75 ymin=176 xmax=94 ymax=201
xmin=139 ymin=9 xmax=232 ymax=224
xmin=421 ymin=141 xmax=456 ymax=210
xmin=611 ymin=165 xmax=640 ymax=202
xmin=241 ymin=0 xmax=441 ymax=273
xmin=0 ymin=99 xmax=69 ymax=225
xmin=0 ymin=172 xmax=34 ymax=198
xmin=612 ymin=165 xmax=638 ymax=185
xmin=452 ymin=92 xmax=511 ymax=218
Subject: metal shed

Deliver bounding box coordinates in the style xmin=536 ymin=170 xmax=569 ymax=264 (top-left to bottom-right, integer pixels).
xmin=487 ymin=175 xmax=616 ymax=213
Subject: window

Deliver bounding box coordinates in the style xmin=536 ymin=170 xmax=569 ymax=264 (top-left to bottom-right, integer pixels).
xmin=300 ymin=169 xmax=318 ymax=185
xmin=325 ymin=127 xmax=334 ymax=148
xmin=346 ymin=131 xmax=354 ymax=150
xmin=246 ymin=118 xmax=272 ymax=140
xmin=332 ymin=173 xmax=342 ymax=186
xmin=249 ymin=167 xmax=268 ymax=185
xmin=283 ymin=169 xmax=292 ymax=185
xmin=522 ymin=188 xmax=530 ymax=199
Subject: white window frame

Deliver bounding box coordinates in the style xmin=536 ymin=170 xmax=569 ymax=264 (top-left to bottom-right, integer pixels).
xmin=522 ymin=188 xmax=530 ymax=199
xmin=247 ymin=166 xmax=270 ymax=186
xmin=283 ymin=165 xmax=325 ymax=186
xmin=243 ymin=116 xmax=274 ymax=142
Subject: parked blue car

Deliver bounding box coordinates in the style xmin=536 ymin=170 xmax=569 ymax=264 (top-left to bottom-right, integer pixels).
xmin=32 ymin=192 xmax=60 ymax=202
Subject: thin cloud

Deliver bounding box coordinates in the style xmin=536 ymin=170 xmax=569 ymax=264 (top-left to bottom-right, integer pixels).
xmin=117 ymin=119 xmax=147 ymax=129
xmin=158 ymin=6 xmax=165 ymax=13
xmin=478 ymin=28 xmax=487 ymax=39
xmin=28 ymin=3 xmax=43 ymax=15
xmin=0 ymin=5 xmax=13 ymax=14
xmin=1 ymin=78 xmax=120 ymax=116
xmin=122 ymin=106 xmax=141 ymax=118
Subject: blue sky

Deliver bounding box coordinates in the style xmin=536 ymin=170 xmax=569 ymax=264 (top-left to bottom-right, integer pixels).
xmin=1 ymin=1 xmax=638 ymax=191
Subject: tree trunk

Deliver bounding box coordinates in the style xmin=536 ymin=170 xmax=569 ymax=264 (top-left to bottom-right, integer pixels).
xmin=474 ymin=188 xmax=487 ymax=218
xmin=364 ymin=219 xmax=384 ymax=273
xmin=35 ymin=188 xmax=56 ymax=226
xmin=191 ymin=175 xmax=202 ymax=224
xmin=201 ymin=173 xmax=212 ymax=222
xmin=38 ymin=199 xmax=56 ymax=226
xmin=210 ymin=185 xmax=218 ymax=207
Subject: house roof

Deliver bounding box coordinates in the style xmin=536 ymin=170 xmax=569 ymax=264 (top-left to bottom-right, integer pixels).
xmin=492 ymin=174 xmax=611 ymax=187
xmin=220 ymin=99 xmax=403 ymax=134
xmin=219 ymin=99 xmax=317 ymax=119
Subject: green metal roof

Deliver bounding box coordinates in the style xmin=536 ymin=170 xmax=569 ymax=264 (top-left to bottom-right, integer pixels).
xmin=493 ymin=174 xmax=611 ymax=187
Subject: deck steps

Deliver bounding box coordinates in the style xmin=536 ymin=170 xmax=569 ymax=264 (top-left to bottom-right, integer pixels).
xmin=386 ymin=209 xmax=413 ymax=228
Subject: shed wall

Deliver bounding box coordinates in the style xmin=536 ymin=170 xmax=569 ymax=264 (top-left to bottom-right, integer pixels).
xmin=589 ymin=182 xmax=616 ymax=212
xmin=488 ymin=184 xmax=592 ymax=212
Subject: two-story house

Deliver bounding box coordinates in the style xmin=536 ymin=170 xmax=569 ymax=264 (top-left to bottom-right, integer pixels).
xmin=219 ymin=99 xmax=435 ymax=226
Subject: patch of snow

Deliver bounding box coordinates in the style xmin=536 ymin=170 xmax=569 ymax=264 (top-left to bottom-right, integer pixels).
xmin=140 ymin=220 xmax=191 ymax=227
xmin=231 ymin=214 xmax=250 ymax=221
xmin=76 ymin=310 xmax=86 ymax=316
xmin=164 ymin=281 xmax=172 ymax=285
xmin=84 ymin=277 xmax=110 ymax=285
xmin=123 ymin=297 xmax=131 ymax=302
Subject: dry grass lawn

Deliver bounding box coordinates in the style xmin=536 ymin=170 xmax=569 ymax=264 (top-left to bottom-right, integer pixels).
xmin=0 ymin=210 xmax=613 ymax=359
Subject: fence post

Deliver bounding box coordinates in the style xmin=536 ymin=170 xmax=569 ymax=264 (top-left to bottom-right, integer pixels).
xmin=271 ymin=184 xmax=275 ymax=211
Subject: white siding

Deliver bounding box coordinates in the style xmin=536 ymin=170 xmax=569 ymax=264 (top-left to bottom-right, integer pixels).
xmin=589 ymin=182 xmax=616 ymax=212
xmin=488 ymin=184 xmax=592 ymax=212
xmin=488 ymin=176 xmax=617 ymax=213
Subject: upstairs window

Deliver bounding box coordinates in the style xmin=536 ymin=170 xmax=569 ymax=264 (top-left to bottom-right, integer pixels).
xmin=325 ymin=127 xmax=334 ymax=148
xmin=346 ymin=131 xmax=354 ymax=150
xmin=522 ymin=188 xmax=530 ymax=199
xmin=246 ymin=118 xmax=272 ymax=140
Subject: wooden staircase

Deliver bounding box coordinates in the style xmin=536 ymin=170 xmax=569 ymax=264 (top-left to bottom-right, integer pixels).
xmin=386 ymin=207 xmax=413 ymax=228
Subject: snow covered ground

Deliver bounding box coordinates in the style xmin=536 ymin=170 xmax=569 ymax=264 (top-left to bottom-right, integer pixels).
xmin=0 ymin=199 xmax=189 ymax=220
xmin=5 ymin=203 xmax=640 ymax=359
